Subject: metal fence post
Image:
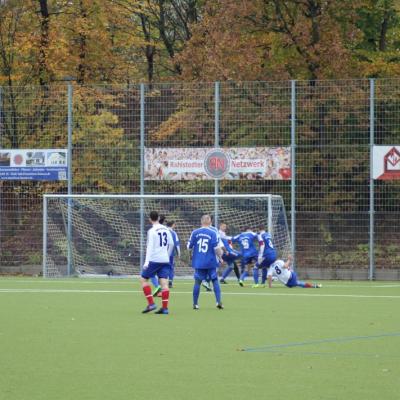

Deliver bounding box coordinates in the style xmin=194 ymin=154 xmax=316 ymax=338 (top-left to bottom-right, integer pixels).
xmin=291 ymin=80 xmax=296 ymax=269
xmin=369 ymin=79 xmax=375 ymax=280
xmin=43 ymin=195 xmax=48 ymax=278
xmin=67 ymin=83 xmax=73 ymax=276
xmin=140 ymin=83 xmax=145 ymax=270
xmin=214 ymin=81 xmax=220 ymax=227
xmin=0 ymin=87 xmax=2 ymax=250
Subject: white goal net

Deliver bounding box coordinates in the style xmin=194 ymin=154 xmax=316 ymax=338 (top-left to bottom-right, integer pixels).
xmin=43 ymin=194 xmax=291 ymax=277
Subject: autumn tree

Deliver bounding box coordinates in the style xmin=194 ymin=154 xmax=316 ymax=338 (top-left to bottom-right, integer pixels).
xmin=355 ymin=0 xmax=400 ymax=77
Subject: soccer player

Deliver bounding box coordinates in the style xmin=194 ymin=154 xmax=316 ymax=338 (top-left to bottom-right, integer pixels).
xmin=267 ymin=256 xmax=321 ymax=288
xmin=166 ymin=220 xmax=181 ymax=288
xmin=219 ymin=222 xmax=241 ymax=284
xmin=232 ymin=227 xmax=259 ymax=286
xmin=200 ymin=219 xmax=222 ymax=292
xmin=151 ymin=214 xmax=166 ymax=296
xmin=253 ymin=225 xmax=277 ymax=287
xmin=140 ymin=211 xmax=174 ymax=314
xmin=187 ymin=214 xmax=224 ymax=310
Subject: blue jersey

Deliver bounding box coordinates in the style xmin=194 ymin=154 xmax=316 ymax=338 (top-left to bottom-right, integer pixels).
xmin=233 ymin=231 xmax=258 ymax=259
xmin=258 ymin=231 xmax=277 ymax=258
xmin=221 ymin=237 xmax=240 ymax=259
xmin=170 ymin=229 xmax=180 ymax=258
xmin=188 ymin=227 xmax=219 ymax=269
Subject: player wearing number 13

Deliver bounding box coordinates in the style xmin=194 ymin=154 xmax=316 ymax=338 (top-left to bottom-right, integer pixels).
xmin=140 ymin=211 xmax=174 ymax=314
xmin=187 ymin=215 xmax=224 ymax=310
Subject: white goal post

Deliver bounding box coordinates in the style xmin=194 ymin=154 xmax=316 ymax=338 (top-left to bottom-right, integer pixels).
xmin=43 ymin=194 xmax=292 ymax=278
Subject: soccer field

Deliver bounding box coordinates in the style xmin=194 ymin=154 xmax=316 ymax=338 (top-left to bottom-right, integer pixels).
xmin=0 ymin=278 xmax=399 ymax=400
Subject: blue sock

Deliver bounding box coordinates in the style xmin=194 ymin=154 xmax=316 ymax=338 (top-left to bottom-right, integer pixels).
xmin=240 ymin=271 xmax=248 ymax=281
xmin=222 ymin=266 xmax=233 ymax=280
xmin=151 ymin=276 xmax=159 ymax=287
xmin=169 ymin=267 xmax=174 ymax=282
xmin=193 ymin=280 xmax=201 ymax=305
xmin=253 ymin=267 xmax=259 ymax=284
xmin=212 ymin=279 xmax=222 ymax=304
xmin=261 ymin=268 xmax=268 ymax=284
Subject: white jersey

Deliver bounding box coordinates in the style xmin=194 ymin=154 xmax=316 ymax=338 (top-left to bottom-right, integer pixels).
xmin=267 ymin=259 xmax=292 ymax=285
xmin=144 ymin=223 xmax=174 ymax=266
xmin=210 ymin=225 xmax=223 ymax=248
xmin=218 ymin=229 xmax=232 ymax=241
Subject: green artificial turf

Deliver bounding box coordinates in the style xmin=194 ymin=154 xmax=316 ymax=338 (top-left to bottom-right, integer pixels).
xmin=0 ymin=278 xmax=399 ymax=400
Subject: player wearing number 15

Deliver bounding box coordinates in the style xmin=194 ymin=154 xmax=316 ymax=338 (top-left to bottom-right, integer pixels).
xmin=140 ymin=211 xmax=174 ymax=314
xmin=187 ymin=215 xmax=224 ymax=310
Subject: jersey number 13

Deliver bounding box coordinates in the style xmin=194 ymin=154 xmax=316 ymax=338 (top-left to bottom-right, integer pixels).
xmin=157 ymin=232 xmax=168 ymax=247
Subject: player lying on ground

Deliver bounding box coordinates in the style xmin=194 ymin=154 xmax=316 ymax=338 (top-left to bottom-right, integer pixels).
xmin=219 ymin=222 xmax=241 ymax=284
xmin=232 ymin=227 xmax=259 ymax=286
xmin=187 ymin=214 xmax=224 ymax=310
xmin=267 ymin=256 xmax=321 ymax=288
xmin=253 ymin=225 xmax=277 ymax=287
xmin=140 ymin=211 xmax=174 ymax=314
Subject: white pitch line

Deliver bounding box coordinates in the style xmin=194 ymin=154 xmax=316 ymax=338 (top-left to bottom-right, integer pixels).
xmin=0 ymin=288 xmax=400 ymax=299
xmin=1 ymin=280 xmax=400 ymax=288
xmin=1 ymin=280 xmax=400 ymax=289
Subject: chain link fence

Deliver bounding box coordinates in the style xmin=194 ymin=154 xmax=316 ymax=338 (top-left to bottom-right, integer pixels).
xmin=0 ymin=80 xmax=399 ymax=279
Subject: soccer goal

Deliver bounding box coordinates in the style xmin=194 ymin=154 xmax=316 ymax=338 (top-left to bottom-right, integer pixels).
xmin=42 ymin=194 xmax=292 ymax=278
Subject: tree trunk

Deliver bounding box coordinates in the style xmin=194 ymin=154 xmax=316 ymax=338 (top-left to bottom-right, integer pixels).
xmin=379 ymin=11 xmax=390 ymax=51
xmin=77 ymin=0 xmax=87 ymax=84
xmin=38 ymin=0 xmax=50 ymax=86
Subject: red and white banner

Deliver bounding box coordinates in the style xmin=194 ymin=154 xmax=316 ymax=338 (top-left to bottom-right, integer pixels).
xmin=373 ymin=146 xmax=400 ymax=180
xmin=145 ymin=147 xmax=291 ymax=180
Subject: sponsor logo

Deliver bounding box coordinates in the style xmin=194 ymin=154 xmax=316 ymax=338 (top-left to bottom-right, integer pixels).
xmin=378 ymin=146 xmax=400 ymax=180
xmin=204 ymin=150 xmax=230 ymax=178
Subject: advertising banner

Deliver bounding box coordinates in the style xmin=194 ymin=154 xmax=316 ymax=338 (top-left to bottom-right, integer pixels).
xmin=145 ymin=147 xmax=291 ymax=180
xmin=0 ymin=149 xmax=68 ymax=180
xmin=372 ymin=146 xmax=400 ymax=180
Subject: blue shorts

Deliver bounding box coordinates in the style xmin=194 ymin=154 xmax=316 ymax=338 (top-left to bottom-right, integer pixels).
xmin=141 ymin=262 xmax=171 ymax=280
xmin=286 ymin=272 xmax=297 ymax=288
xmin=222 ymin=253 xmax=239 ymax=263
xmin=257 ymin=254 xmax=277 ymax=269
xmin=241 ymin=256 xmax=257 ymax=269
xmin=194 ymin=268 xmax=218 ymax=282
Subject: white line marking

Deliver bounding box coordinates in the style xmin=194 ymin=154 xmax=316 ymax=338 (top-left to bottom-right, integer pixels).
xmin=0 ymin=288 xmax=400 ymax=299
xmin=1 ymin=279 xmax=400 ymax=288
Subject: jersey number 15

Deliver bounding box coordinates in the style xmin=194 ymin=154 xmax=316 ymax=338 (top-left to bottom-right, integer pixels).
xmin=197 ymin=238 xmax=209 ymax=253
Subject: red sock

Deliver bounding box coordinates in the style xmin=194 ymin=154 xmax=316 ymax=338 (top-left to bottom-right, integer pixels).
xmin=143 ymin=285 xmax=154 ymax=305
xmin=161 ymin=289 xmax=169 ymax=309
xmin=305 ymin=283 xmax=313 ymax=288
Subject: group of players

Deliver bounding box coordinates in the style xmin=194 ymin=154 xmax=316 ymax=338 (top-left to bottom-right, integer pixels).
xmin=139 ymin=211 xmax=321 ymax=315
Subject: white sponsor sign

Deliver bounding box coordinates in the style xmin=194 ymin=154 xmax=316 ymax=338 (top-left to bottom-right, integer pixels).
xmin=145 ymin=147 xmax=291 ymax=180
xmin=0 ymin=149 xmax=68 ymax=180
xmin=373 ymin=146 xmax=400 ymax=180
